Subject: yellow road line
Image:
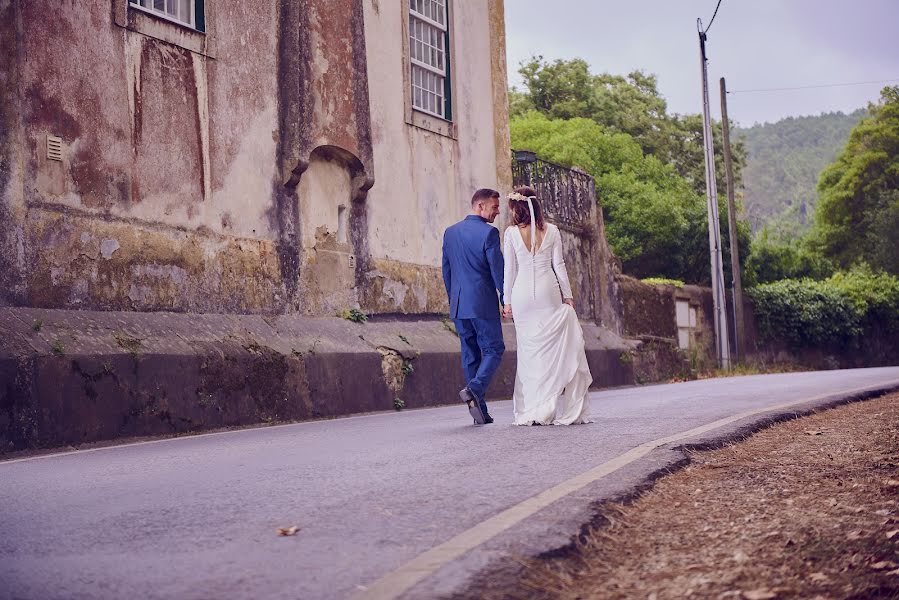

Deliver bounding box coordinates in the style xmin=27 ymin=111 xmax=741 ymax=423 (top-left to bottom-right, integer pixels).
xmin=352 ymin=382 xmax=898 ymax=600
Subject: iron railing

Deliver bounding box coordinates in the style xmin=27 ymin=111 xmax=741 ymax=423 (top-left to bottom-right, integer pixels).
xmin=511 ymin=150 xmax=595 ymax=231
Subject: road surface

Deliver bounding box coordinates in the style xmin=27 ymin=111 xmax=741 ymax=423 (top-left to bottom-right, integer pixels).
xmin=2 ymin=367 xmax=898 ymax=599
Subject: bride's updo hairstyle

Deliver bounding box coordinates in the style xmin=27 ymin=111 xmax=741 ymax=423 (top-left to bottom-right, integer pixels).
xmin=508 ymin=186 xmax=546 ymax=230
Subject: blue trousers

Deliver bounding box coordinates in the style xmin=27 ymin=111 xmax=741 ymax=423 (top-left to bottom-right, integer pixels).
xmin=454 ymin=317 xmax=505 ymax=417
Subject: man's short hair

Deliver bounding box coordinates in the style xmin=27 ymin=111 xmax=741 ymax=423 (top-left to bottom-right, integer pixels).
xmin=471 ymin=188 xmax=500 ymax=206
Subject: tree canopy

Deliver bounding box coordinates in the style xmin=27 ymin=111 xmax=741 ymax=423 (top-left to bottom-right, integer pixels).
xmin=512 ymin=56 xmax=746 ymax=199
xmin=511 ymin=112 xmax=750 ymax=285
xmin=811 ymin=86 xmax=899 ymax=275
xmin=509 ymin=57 xmax=752 ymax=285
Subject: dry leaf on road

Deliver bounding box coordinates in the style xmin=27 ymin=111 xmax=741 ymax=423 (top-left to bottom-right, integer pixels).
xmin=277 ymin=526 xmax=300 ymax=537
xmin=886 ymin=529 xmax=899 ymax=539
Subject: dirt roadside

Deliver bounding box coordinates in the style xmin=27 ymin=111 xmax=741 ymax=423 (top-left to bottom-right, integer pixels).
xmin=462 ymin=392 xmax=899 ymax=600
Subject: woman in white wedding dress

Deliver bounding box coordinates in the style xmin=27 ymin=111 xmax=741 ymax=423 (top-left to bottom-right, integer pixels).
xmin=502 ymin=187 xmax=593 ymax=426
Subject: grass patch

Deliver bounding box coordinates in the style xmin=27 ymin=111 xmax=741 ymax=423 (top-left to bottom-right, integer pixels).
xmin=441 ymin=317 xmax=458 ymax=337
xmin=338 ymin=308 xmax=368 ymax=323
xmin=114 ymin=332 xmax=143 ymax=356
xmin=642 ymin=277 xmax=685 ymax=287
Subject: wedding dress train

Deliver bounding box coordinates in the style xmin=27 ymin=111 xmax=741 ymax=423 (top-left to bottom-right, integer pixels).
xmin=503 ymin=223 xmax=593 ymax=425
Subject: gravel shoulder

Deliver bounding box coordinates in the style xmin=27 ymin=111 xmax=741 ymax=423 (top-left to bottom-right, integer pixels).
xmin=461 ymin=392 xmax=899 ymax=600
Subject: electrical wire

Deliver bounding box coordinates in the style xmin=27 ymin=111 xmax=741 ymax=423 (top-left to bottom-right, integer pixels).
xmin=728 ymin=78 xmax=899 ymax=94
xmin=704 ymin=0 xmax=723 ymax=33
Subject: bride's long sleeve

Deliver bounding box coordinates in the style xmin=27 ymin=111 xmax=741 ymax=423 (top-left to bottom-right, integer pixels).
xmin=502 ymin=228 xmax=517 ymax=305
xmin=551 ymin=227 xmax=574 ymax=299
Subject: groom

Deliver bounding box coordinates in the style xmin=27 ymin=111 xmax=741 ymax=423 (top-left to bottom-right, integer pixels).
xmin=441 ymin=188 xmax=505 ymax=425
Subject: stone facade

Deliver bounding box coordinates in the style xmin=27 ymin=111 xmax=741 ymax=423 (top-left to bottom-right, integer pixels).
xmin=0 ymin=0 xmax=511 ymax=316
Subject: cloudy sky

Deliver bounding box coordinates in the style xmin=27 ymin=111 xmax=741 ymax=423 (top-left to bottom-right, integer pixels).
xmin=504 ymin=0 xmax=899 ymax=126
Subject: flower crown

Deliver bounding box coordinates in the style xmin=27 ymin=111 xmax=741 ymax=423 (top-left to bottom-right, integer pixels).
xmin=508 ymin=192 xmax=537 ymax=202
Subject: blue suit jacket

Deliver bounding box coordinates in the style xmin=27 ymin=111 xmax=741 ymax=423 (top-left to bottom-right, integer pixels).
xmin=442 ymin=215 xmax=505 ymax=319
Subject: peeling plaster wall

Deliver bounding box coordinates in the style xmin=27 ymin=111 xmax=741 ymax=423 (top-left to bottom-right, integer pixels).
xmin=14 ymin=0 xmax=284 ymax=312
xmin=360 ymin=0 xmax=506 ymax=313
xmin=0 ymin=0 xmax=26 ymax=306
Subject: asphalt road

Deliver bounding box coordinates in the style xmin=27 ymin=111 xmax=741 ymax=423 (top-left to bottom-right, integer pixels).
xmin=2 ymin=367 xmax=898 ymax=600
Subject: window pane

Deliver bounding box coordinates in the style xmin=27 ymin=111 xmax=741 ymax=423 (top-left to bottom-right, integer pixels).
xmin=410 ymin=4 xmax=449 ymax=119
xmin=178 ymin=0 xmax=190 ymax=23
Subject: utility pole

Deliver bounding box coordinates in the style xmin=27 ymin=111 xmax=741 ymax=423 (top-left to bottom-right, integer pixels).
xmin=719 ymin=77 xmax=746 ymax=362
xmin=697 ymin=20 xmax=731 ymax=369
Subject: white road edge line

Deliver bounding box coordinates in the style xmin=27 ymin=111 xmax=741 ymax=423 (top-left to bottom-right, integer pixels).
xmin=350 ymin=381 xmax=898 ymax=600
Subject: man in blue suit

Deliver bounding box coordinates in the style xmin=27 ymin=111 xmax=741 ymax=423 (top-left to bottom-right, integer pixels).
xmin=442 ymin=188 xmax=505 ymax=425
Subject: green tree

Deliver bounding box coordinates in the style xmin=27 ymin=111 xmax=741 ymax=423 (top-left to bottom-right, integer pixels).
xmin=811 ymin=86 xmax=899 ymax=275
xmin=510 ymin=112 xmax=749 ymax=284
xmin=745 ymin=227 xmax=833 ymax=285
xmin=513 ymin=56 xmax=746 ymax=200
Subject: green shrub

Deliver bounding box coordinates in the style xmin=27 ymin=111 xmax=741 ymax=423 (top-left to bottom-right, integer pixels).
xmin=641 ymin=277 xmax=685 ymax=288
xmin=748 ymin=268 xmax=899 ymax=349
xmin=828 ymin=266 xmax=899 ymax=333
xmin=338 ymin=308 xmax=368 ymax=323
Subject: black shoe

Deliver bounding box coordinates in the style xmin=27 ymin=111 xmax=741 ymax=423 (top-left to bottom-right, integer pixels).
xmin=484 ymin=414 xmax=494 ymax=424
xmin=460 ymin=387 xmax=485 ymax=425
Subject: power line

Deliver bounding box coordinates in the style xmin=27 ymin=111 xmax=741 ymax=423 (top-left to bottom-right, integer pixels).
xmin=704 ymin=0 xmax=723 ymax=33
xmin=728 ymin=78 xmax=899 ymax=94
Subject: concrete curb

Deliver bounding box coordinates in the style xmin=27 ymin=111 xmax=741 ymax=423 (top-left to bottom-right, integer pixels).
xmin=0 ymin=307 xmax=637 ymax=452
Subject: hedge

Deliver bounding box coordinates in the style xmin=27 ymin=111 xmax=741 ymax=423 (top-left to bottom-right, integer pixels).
xmin=747 ymin=268 xmax=899 ymax=349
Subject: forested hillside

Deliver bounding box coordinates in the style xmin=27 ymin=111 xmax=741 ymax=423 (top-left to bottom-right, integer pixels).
xmin=737 ymin=110 xmax=866 ymax=236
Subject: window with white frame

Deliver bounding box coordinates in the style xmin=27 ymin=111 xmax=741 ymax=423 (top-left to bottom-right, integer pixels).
xmin=129 ymin=0 xmax=203 ymax=30
xmin=409 ymin=0 xmax=451 ymax=120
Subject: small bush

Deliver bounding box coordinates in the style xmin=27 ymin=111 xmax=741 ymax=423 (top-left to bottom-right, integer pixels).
xmin=338 ymin=308 xmax=368 ymax=323
xmin=641 ymin=277 xmax=685 ymax=288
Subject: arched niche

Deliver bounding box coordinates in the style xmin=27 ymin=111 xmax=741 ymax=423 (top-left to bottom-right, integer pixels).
xmin=288 ymin=145 xmax=374 ymax=314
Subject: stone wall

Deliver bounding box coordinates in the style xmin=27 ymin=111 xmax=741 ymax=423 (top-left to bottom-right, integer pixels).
xmin=616 ymin=276 xmax=718 ymax=373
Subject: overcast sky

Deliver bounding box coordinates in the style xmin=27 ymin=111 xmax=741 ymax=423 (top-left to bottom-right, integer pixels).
xmin=504 ymin=0 xmax=899 ymax=126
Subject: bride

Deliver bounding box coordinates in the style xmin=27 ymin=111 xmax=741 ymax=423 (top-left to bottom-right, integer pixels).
xmin=502 ymin=187 xmax=593 ymax=426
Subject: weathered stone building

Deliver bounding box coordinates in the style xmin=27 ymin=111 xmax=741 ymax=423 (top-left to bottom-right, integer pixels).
xmin=0 ymin=0 xmax=511 ymax=316
xmin=0 ymin=0 xmax=743 ymax=453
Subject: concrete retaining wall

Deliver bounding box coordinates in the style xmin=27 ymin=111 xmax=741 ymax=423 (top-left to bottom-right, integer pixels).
xmin=0 ymin=307 xmax=636 ymax=453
